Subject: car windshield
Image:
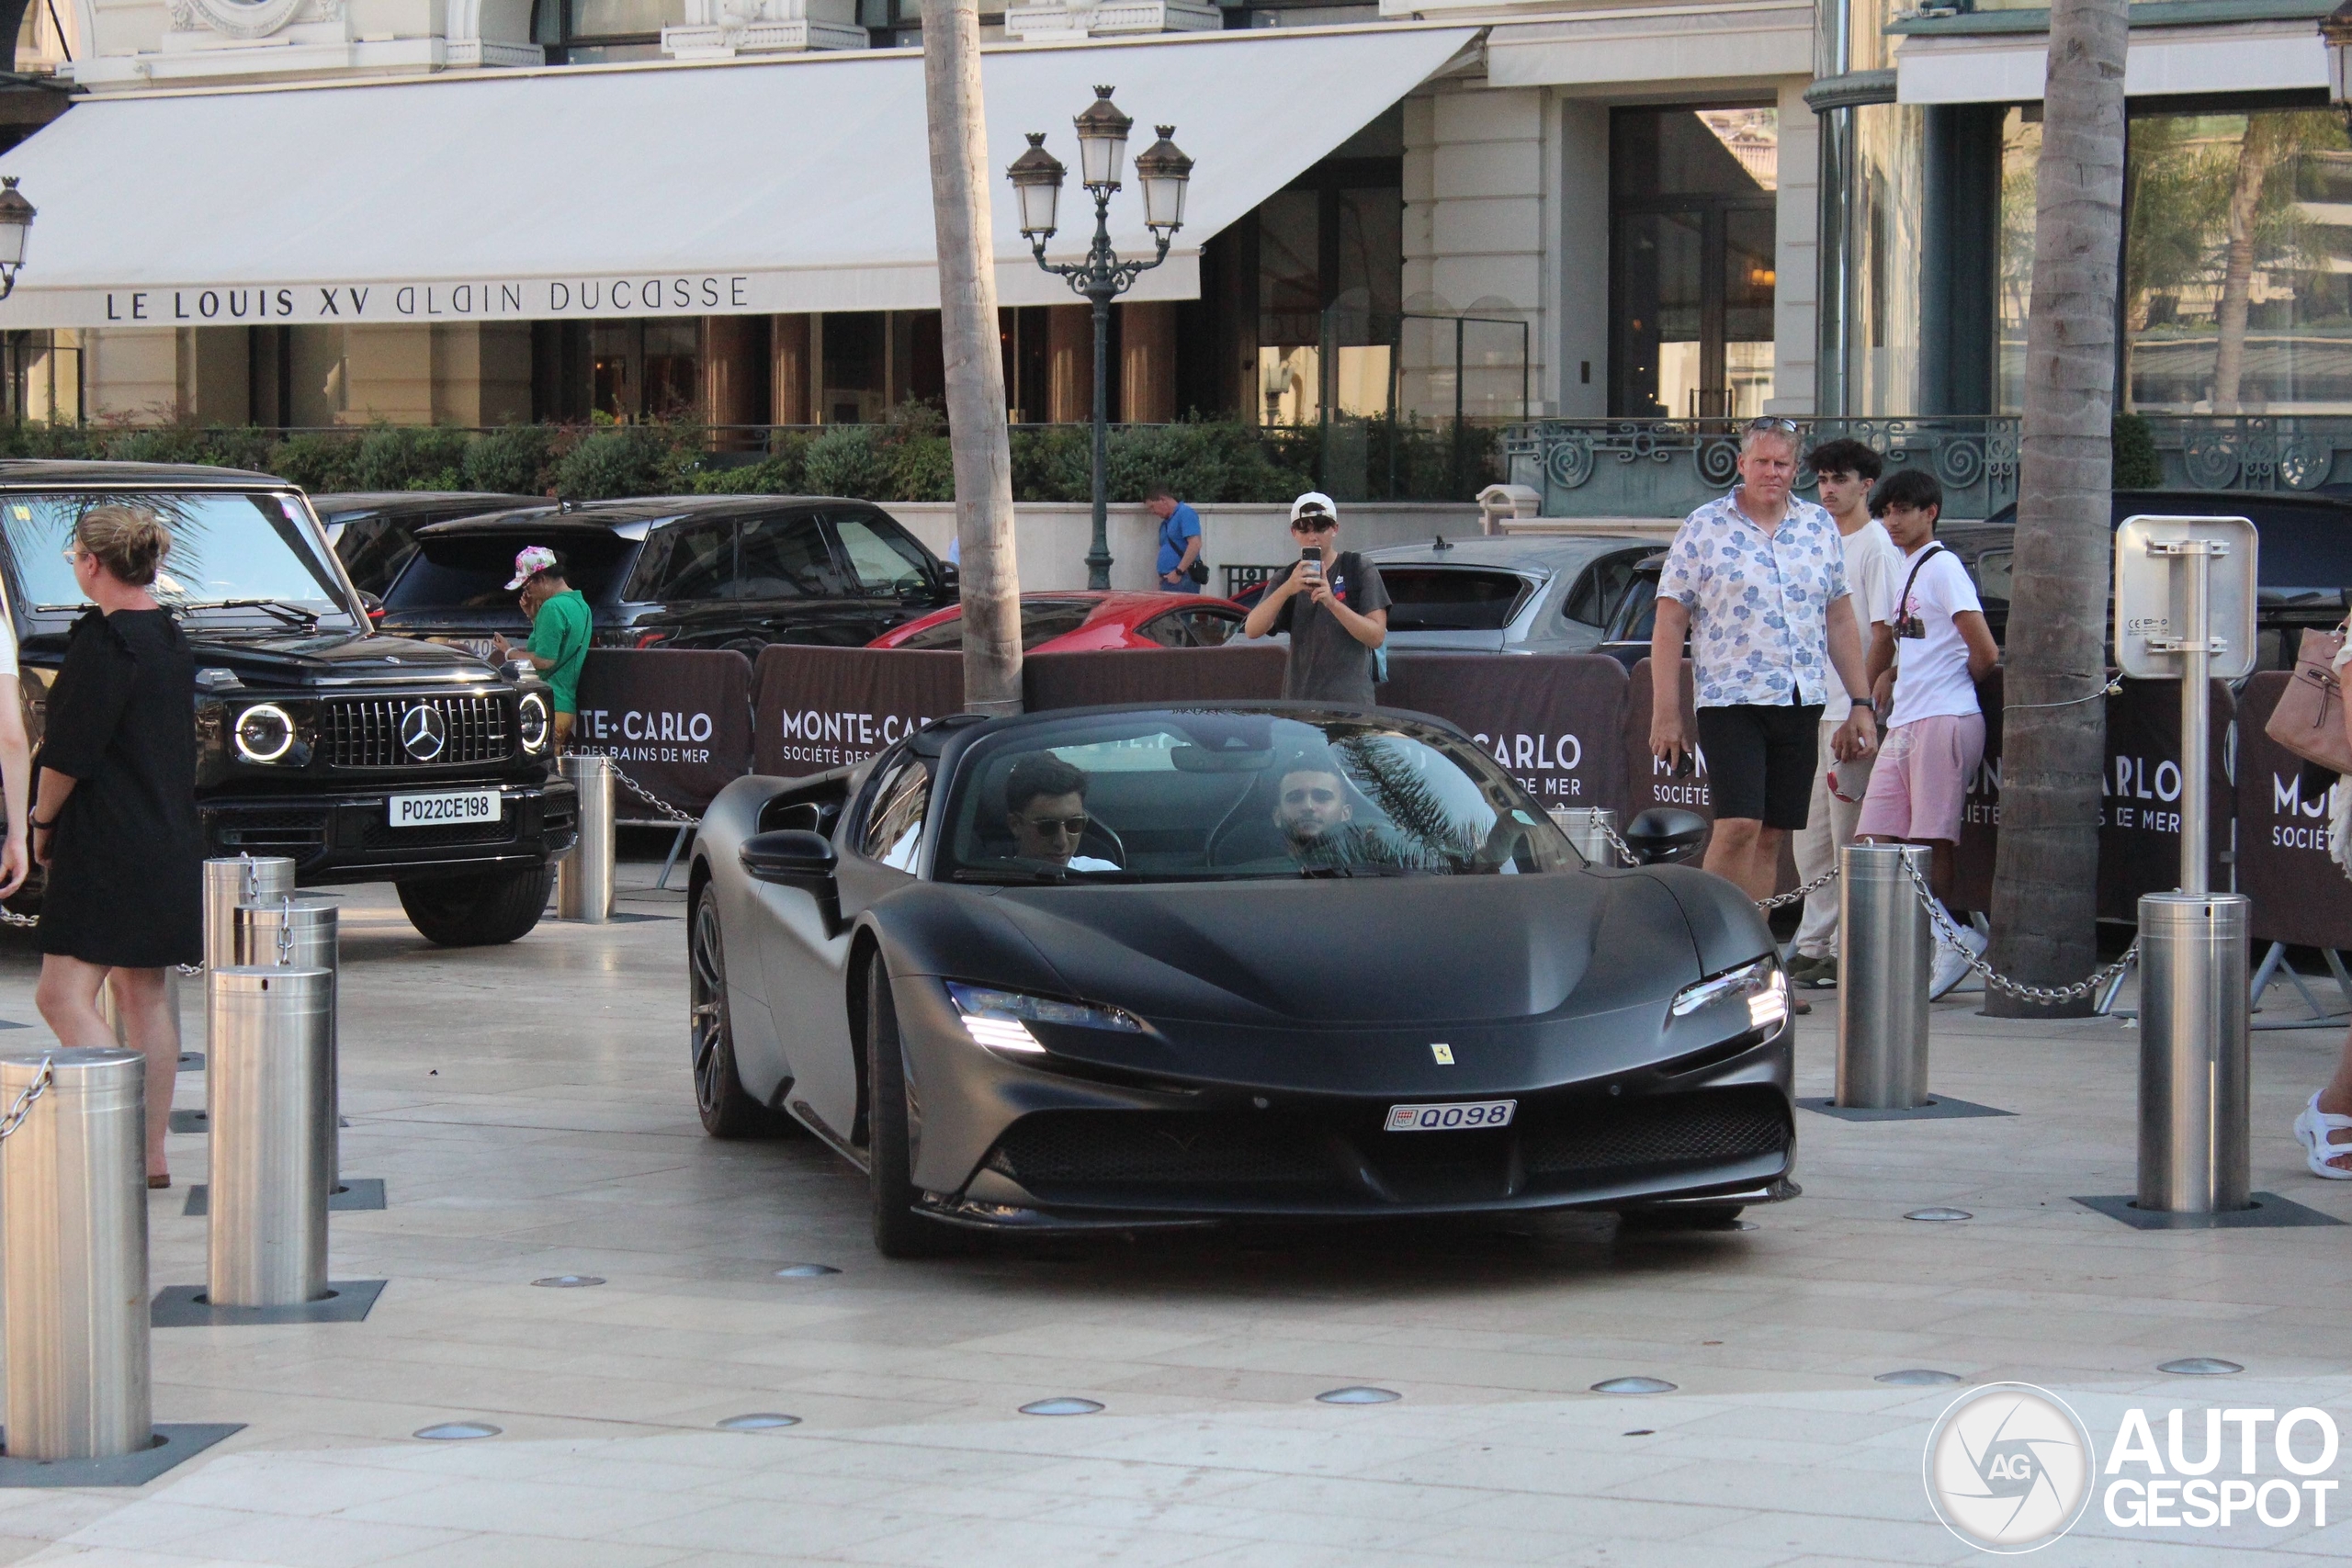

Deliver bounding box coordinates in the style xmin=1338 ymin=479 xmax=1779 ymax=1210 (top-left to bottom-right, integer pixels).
xmin=940 ymin=710 xmax=1579 ymax=883
xmin=895 ymin=599 xmax=1097 ymax=652
xmin=1380 ymin=568 xmax=1532 ymax=632
xmin=0 ymin=491 xmax=357 ymax=627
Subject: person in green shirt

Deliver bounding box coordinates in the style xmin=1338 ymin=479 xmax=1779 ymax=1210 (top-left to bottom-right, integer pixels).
xmin=490 ymin=545 xmax=591 ymax=753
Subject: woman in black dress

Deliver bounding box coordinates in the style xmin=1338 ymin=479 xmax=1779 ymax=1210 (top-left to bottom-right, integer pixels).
xmin=30 ymin=506 xmax=201 ymax=1188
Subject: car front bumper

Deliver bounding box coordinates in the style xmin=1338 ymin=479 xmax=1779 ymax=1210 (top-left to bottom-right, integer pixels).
xmin=892 ymin=976 xmax=1795 ymax=1229
xmin=203 ymin=780 xmax=579 ymax=884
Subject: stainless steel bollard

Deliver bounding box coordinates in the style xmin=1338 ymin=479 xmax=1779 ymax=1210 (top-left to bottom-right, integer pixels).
xmin=0 ymin=1048 xmax=151 ymax=1461
xmin=557 ymin=754 xmax=615 ymax=923
xmin=206 ymin=967 xmax=334 ymax=1308
xmin=1548 ymin=807 xmax=1620 ymax=865
xmin=1835 ymin=843 xmax=1934 ymax=1110
xmin=2137 ymin=892 xmax=2252 ymax=1213
xmin=236 ymin=898 xmax=341 ymax=1191
xmin=202 ymin=856 xmax=294 ymax=974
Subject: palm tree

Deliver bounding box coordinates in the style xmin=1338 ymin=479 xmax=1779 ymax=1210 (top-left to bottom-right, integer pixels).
xmin=1986 ymin=0 xmax=2128 ymax=1017
xmin=920 ymin=0 xmax=1023 ymax=716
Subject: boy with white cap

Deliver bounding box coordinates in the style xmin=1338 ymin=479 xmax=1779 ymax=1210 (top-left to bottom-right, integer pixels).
xmin=1240 ymin=491 xmax=1390 ymax=705
xmin=490 ymin=545 xmax=591 ymax=752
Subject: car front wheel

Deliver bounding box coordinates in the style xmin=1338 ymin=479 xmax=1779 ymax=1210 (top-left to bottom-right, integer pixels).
xmin=396 ymin=863 xmax=554 ymax=947
xmin=691 ymin=886 xmax=791 ymax=1138
xmin=865 ymin=952 xmax=961 ymax=1258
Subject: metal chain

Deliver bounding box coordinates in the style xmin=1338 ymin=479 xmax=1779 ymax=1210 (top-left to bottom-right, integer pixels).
xmin=595 ymin=756 xmax=699 ymax=829
xmin=1894 ymin=850 xmax=2138 ymax=1004
xmin=1593 ymin=817 xmax=1641 ymax=869
xmin=2008 ymin=675 xmax=2124 ymax=712
xmin=0 ymin=1055 xmax=51 ymax=1141
xmin=1757 ymin=863 xmax=1839 ymax=913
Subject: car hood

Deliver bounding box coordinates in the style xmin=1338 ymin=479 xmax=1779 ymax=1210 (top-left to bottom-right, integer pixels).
xmin=184 ymin=630 xmax=494 ymax=686
xmin=879 ymin=871 xmax=1702 ymax=1028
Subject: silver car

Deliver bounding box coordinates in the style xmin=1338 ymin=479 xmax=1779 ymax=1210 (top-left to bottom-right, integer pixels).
xmin=1364 ymin=534 xmax=1659 ymax=654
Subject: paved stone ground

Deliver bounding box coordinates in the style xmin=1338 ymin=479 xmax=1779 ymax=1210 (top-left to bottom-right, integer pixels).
xmin=0 ymin=860 xmax=2343 ymax=1565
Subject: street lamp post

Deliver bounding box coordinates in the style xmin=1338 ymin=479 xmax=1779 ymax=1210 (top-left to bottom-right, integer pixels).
xmin=1008 ymin=87 xmax=1192 ymax=591
xmin=0 ymin=179 xmax=35 ymax=301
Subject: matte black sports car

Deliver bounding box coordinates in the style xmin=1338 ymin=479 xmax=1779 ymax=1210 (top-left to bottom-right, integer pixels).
xmin=688 ymin=704 xmax=1796 ymax=1256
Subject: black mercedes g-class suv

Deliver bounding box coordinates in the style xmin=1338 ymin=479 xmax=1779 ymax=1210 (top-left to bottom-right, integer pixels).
xmin=0 ymin=461 xmax=576 ymax=946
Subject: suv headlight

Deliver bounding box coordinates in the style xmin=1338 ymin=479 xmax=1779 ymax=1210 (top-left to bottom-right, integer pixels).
xmin=944 ymin=982 xmax=1144 ymax=1055
xmin=517 ymin=692 xmax=550 ymax=754
xmin=1670 ymin=955 xmax=1787 ymax=1032
xmin=233 ymin=703 xmax=297 ymax=764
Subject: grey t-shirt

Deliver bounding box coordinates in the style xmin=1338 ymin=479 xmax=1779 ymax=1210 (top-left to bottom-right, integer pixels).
xmin=1273 ymin=552 xmax=1391 ymax=705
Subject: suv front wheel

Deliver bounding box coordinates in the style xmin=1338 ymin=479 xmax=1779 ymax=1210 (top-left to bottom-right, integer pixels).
xmin=397 ymin=862 xmax=555 ymax=946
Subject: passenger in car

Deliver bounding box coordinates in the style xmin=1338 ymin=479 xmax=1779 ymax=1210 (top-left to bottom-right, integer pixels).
xmin=1004 ymin=753 xmax=1117 ymax=872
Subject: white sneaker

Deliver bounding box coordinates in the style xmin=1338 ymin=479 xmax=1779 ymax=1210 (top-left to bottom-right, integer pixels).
xmin=1930 ymin=925 xmax=1988 ymax=1000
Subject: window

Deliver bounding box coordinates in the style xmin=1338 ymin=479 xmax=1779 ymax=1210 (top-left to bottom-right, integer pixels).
xmin=831 ymin=512 xmax=933 ymax=596
xmin=1380 ymin=568 xmax=1533 ymax=633
xmin=1611 ymin=107 xmax=1779 ymax=418
xmin=861 ymin=761 xmax=930 ymax=872
xmin=643 ymin=521 xmax=735 ymax=602
xmin=531 ymin=0 xmax=681 ymax=62
xmin=894 ymin=600 xmax=1095 ymax=652
xmin=1564 ymin=552 xmax=1646 ymax=629
xmin=738 ymin=513 xmax=833 ymax=599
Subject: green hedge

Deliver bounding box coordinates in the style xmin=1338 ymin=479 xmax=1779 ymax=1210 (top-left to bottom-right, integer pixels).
xmin=0 ymin=412 xmax=1501 ymax=504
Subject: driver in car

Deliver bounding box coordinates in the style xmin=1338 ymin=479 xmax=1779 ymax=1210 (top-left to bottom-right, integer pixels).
xmin=1005 ymin=753 xmax=1118 ymax=873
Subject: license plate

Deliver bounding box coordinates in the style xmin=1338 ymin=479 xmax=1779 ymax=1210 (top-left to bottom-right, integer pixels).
xmin=388 ymin=789 xmax=502 ymax=829
xmin=1385 ymin=1100 xmax=1516 ymax=1133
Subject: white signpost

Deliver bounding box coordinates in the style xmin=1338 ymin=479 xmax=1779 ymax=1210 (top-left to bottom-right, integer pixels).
xmin=2112 ymin=514 xmax=2257 ymax=1214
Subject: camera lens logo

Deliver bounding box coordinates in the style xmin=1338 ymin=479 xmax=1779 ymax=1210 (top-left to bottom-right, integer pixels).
xmin=1923 ymin=1383 xmax=2095 ymax=1553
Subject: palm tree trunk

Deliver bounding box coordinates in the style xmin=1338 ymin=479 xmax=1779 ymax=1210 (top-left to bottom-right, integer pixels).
xmin=2211 ymin=119 xmax=2278 ymax=413
xmin=920 ymin=0 xmax=1022 ymax=716
xmin=1985 ymin=0 xmax=2128 ymax=1018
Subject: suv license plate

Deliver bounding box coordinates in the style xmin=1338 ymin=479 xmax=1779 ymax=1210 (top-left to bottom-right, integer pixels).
xmin=389 ymin=789 xmax=502 ymax=829
xmin=1385 ymin=1100 xmax=1516 ymax=1133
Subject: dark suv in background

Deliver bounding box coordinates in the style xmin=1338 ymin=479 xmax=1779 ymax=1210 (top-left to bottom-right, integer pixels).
xmin=375 ymin=496 xmax=956 ymax=656
xmin=0 ymin=462 xmax=575 ymax=946
xmin=314 ymin=491 xmax=545 ymax=597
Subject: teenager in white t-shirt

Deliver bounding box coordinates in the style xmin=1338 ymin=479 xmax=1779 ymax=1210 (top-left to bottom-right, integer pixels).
xmin=1787 ymin=439 xmax=1904 ymax=991
xmin=1857 ymin=468 xmax=1999 ymax=998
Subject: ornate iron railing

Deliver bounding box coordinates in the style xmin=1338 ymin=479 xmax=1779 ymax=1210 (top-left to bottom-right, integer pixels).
xmin=1505 ymin=414 xmax=2352 ymax=520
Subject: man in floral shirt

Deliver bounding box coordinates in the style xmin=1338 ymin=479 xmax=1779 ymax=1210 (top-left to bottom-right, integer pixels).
xmin=1648 ymin=419 xmax=1878 ymax=902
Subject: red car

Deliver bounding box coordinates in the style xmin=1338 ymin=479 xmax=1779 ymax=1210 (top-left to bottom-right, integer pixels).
xmin=868 ymin=591 xmax=1248 ymax=652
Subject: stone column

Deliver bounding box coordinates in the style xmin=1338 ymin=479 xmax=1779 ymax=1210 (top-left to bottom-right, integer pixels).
xmin=772 ymin=314 xmax=811 ymax=424
xmin=1046 ymin=303 xmax=1091 ymax=423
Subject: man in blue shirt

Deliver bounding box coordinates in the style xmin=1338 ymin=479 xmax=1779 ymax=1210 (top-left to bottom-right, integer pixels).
xmin=1148 ymin=486 xmax=1203 ymax=592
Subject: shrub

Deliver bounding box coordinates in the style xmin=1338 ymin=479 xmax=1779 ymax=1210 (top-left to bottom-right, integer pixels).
xmin=552 ymin=426 xmax=670 ymax=501
xmin=266 ymin=433 xmax=360 ymax=492
xmin=1010 ymin=425 xmax=1089 ymax=502
xmin=2113 ymin=412 xmax=2162 ymax=490
xmin=463 ymin=424 xmax=556 ymax=495
xmin=804 ymin=423 xmax=892 ymax=500
xmin=890 ymin=434 xmax=955 ymax=502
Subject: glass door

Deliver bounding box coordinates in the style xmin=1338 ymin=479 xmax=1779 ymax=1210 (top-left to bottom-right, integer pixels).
xmin=1611 ymin=107 xmax=1779 ymax=419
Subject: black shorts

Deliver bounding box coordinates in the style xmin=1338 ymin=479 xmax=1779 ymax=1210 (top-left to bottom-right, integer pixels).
xmin=1695 ymin=703 xmax=1825 ymax=830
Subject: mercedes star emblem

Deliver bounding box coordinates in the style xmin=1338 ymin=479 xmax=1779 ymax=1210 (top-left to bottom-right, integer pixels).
xmin=400 ymin=703 xmax=447 ymax=761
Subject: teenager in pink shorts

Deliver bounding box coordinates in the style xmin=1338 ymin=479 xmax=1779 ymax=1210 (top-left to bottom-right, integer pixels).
xmin=1857 ymin=468 xmax=2000 ymax=998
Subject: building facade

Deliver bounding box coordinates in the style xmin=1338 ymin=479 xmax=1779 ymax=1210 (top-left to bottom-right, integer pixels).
xmin=1 ymin=0 xmax=2337 ymax=507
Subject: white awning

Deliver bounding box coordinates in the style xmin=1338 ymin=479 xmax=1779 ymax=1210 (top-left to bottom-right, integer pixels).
xmin=1895 ymin=18 xmax=2326 ymax=105
xmin=0 ymin=23 xmax=1476 ymax=329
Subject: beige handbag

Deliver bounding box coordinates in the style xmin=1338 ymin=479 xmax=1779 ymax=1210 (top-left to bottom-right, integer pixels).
xmin=2266 ymin=624 xmax=2352 ymax=775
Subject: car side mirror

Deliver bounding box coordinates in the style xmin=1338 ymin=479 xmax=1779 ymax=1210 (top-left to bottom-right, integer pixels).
xmin=1623 ymin=808 xmax=1708 ymax=866
xmin=741 ymin=829 xmax=837 ymax=886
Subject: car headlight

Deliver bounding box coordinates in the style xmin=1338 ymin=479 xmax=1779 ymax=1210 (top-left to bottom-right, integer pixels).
xmin=944 ymin=982 xmax=1144 ymax=1055
xmin=517 ymin=692 xmax=550 ymax=754
xmin=1670 ymin=955 xmax=1788 ymax=1032
xmin=233 ymin=703 xmax=297 ymax=764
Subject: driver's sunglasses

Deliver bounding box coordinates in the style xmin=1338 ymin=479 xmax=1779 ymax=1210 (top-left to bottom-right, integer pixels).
xmin=1022 ymin=813 xmax=1088 ymax=837
xmin=1283 ymin=787 xmax=1339 ymax=807
xmin=1292 ymin=516 xmax=1336 ymax=534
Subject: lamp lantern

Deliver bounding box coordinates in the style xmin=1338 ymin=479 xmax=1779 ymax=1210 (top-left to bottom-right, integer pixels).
xmin=1071 ymin=85 xmax=1133 ymax=192
xmin=1133 ymin=126 xmax=1193 ymax=235
xmin=0 ymin=179 xmax=36 ymax=297
xmin=1005 ymin=134 xmax=1067 ymax=241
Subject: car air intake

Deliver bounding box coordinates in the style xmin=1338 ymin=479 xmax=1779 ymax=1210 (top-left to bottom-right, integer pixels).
xmin=323 ymin=695 xmax=514 ymax=768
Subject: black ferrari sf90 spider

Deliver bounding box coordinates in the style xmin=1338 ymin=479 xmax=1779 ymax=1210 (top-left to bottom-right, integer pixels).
xmin=688 ymin=704 xmax=1795 ymax=1256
